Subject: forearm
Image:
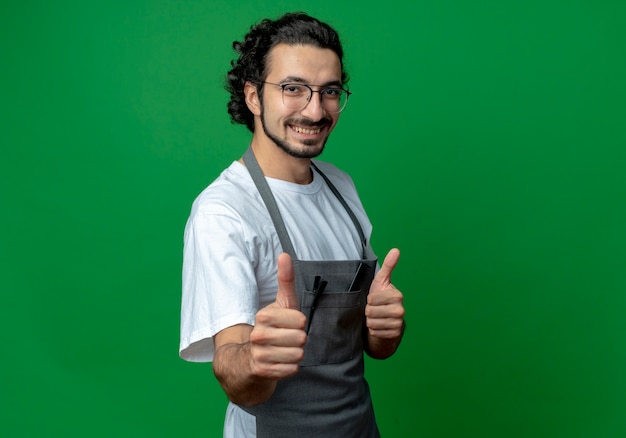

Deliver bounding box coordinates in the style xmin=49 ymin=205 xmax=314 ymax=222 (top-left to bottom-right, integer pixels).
xmin=211 ymin=260 xmax=306 ymax=405
xmin=212 ymin=342 xmax=277 ymax=406
xmin=364 ymin=320 xmax=406 ymax=359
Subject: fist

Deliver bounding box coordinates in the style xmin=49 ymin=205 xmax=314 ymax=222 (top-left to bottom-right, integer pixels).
xmin=249 ymin=253 xmax=307 ymax=379
xmin=365 ymin=248 xmax=405 ymax=340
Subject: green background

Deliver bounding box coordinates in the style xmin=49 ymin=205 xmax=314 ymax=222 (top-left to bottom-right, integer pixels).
xmin=2 ymin=1 xmax=625 ymax=437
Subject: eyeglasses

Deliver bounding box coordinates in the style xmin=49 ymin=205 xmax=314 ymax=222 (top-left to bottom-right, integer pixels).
xmin=262 ymin=81 xmax=351 ymax=113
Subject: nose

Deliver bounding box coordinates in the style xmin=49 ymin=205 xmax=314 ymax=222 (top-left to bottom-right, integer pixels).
xmin=300 ymin=90 xmax=326 ymax=121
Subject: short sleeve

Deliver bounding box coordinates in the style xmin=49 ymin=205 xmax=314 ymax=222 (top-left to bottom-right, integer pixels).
xmin=179 ymin=209 xmax=259 ymax=362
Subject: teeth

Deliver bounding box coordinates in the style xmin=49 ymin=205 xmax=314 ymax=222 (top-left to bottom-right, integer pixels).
xmin=293 ymin=126 xmax=321 ymax=135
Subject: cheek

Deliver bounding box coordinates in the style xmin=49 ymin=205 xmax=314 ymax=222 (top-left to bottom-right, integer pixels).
xmin=268 ymin=104 xmax=295 ymax=124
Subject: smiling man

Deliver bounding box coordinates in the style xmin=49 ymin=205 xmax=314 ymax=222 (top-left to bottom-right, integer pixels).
xmin=180 ymin=12 xmax=406 ymax=438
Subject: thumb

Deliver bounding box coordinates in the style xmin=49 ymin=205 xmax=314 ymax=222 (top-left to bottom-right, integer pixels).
xmin=374 ymin=248 xmax=400 ymax=288
xmin=275 ymin=253 xmax=299 ymax=310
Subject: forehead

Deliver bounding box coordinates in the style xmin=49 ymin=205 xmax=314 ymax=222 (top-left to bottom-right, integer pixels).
xmin=265 ymin=43 xmax=342 ymax=84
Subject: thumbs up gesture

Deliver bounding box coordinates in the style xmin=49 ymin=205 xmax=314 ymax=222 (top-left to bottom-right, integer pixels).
xmin=249 ymin=253 xmax=307 ymax=380
xmin=365 ymin=248 xmax=405 ymax=357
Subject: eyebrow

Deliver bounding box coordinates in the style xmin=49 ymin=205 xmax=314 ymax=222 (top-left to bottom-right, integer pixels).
xmin=278 ymin=76 xmax=343 ymax=87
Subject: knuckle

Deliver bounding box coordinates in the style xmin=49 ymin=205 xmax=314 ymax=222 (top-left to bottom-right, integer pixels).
xmin=284 ymin=363 xmax=300 ymax=377
xmin=255 ymin=310 xmax=272 ymax=325
xmin=249 ymin=327 xmax=267 ymax=345
xmin=250 ymin=345 xmax=268 ymax=363
xmin=294 ymin=349 xmax=305 ymax=362
xmin=295 ymin=331 xmax=307 ymax=347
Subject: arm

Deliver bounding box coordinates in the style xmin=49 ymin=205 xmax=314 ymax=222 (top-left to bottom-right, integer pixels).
xmin=364 ymin=248 xmax=406 ymax=359
xmin=212 ymin=253 xmax=307 ymax=406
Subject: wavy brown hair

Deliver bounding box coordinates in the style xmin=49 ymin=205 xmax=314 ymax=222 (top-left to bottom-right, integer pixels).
xmin=225 ymin=12 xmax=348 ymax=132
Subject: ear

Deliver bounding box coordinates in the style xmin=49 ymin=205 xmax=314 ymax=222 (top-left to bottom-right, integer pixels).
xmin=244 ymin=81 xmax=262 ymax=116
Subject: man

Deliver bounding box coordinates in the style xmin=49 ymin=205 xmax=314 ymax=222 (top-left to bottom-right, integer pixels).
xmin=180 ymin=12 xmax=405 ymax=437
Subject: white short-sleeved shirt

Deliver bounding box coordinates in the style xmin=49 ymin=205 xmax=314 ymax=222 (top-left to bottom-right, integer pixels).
xmin=179 ymin=159 xmax=373 ymax=437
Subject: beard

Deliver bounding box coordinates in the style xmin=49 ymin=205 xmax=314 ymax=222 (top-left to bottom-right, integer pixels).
xmin=260 ymin=110 xmax=332 ymax=159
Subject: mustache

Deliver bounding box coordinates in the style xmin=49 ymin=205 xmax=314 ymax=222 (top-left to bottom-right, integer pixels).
xmin=285 ymin=117 xmax=331 ymax=128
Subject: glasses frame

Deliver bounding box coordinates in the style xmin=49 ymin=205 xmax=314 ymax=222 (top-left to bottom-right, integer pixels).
xmin=261 ymin=81 xmax=352 ymax=113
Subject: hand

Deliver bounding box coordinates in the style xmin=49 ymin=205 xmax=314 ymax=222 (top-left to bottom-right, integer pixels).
xmin=365 ymin=248 xmax=405 ymax=340
xmin=249 ymin=253 xmax=307 ymax=380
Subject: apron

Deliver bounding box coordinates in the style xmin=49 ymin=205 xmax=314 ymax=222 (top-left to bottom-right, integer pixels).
xmin=241 ymin=147 xmax=380 ymax=438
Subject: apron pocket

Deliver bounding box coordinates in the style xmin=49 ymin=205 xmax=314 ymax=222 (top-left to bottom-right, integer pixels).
xmin=300 ymin=289 xmax=364 ymax=367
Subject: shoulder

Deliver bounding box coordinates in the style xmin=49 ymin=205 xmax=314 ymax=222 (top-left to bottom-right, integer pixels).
xmin=190 ymin=161 xmax=262 ymax=219
xmin=311 ymin=159 xmax=357 ymax=191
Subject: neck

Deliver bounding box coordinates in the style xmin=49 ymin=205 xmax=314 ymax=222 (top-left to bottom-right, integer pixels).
xmin=246 ymin=138 xmax=313 ymax=184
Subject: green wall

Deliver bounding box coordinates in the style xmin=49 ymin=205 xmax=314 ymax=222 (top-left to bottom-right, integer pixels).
xmin=2 ymin=1 xmax=625 ymax=437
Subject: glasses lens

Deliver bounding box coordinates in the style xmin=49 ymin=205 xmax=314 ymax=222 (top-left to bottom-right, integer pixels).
xmin=281 ymin=84 xmax=349 ymax=113
xmin=322 ymin=88 xmax=348 ymax=113
xmin=281 ymin=84 xmax=309 ymax=110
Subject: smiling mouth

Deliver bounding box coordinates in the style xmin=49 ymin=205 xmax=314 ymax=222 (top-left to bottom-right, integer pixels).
xmin=291 ymin=125 xmax=322 ymax=135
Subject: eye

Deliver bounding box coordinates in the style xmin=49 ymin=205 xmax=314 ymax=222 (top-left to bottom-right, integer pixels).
xmin=322 ymin=88 xmax=343 ymax=99
xmin=282 ymin=84 xmax=306 ymax=96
